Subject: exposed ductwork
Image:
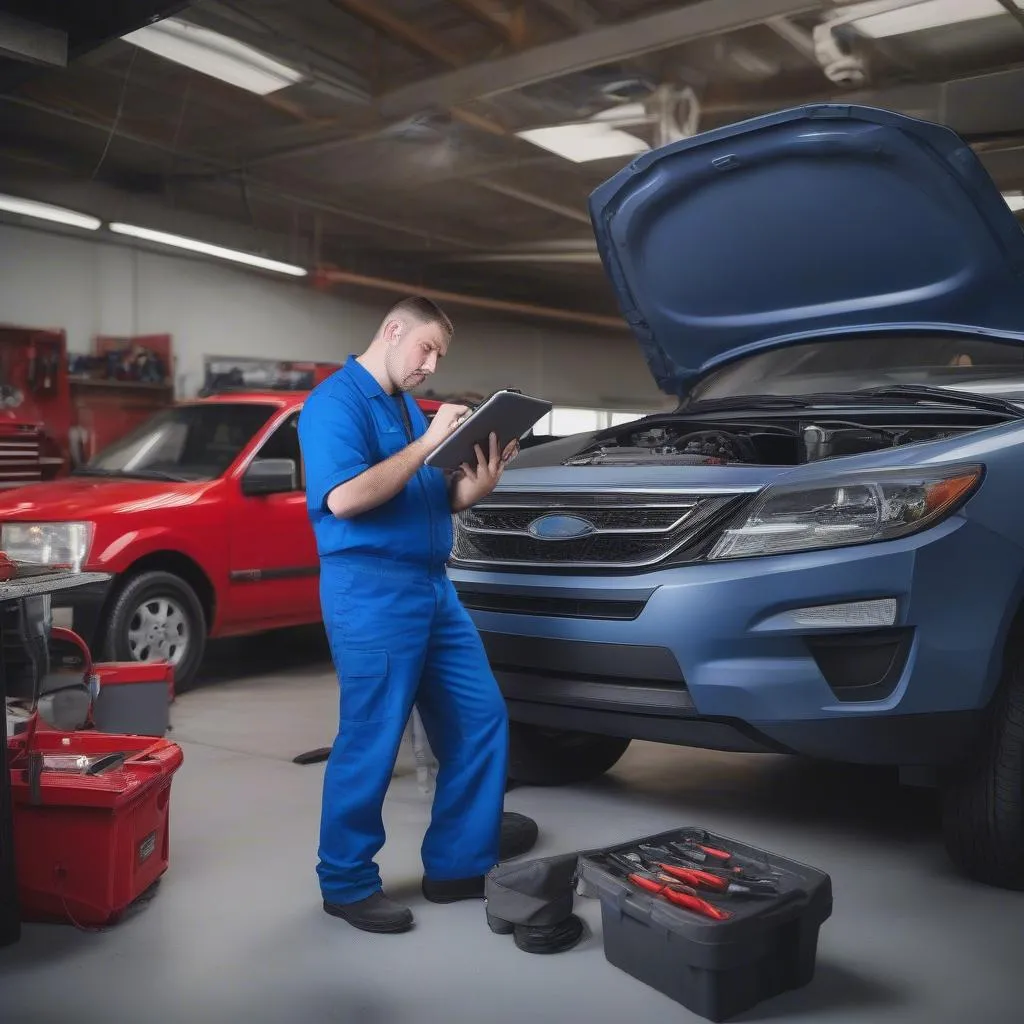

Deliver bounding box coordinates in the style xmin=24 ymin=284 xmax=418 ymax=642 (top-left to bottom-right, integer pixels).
xmin=311 ymin=266 xmax=627 ymax=331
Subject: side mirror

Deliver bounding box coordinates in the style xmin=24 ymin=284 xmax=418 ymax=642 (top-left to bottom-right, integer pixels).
xmin=242 ymin=458 xmax=297 ymax=496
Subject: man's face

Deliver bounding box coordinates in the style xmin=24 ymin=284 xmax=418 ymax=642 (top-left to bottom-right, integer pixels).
xmin=385 ymin=318 xmax=449 ymax=393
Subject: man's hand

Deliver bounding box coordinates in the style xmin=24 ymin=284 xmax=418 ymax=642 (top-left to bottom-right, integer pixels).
xmin=450 ymin=432 xmax=519 ymax=512
xmin=419 ymin=403 xmax=469 ymax=454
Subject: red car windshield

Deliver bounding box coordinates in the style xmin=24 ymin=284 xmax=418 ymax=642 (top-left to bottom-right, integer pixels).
xmin=74 ymin=403 xmax=277 ymax=482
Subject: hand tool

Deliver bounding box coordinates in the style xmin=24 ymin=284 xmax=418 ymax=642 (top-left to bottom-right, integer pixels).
xmin=633 ymin=851 xmax=780 ymax=897
xmin=626 ymin=871 xmax=731 ymax=921
xmin=635 ymin=854 xmax=733 ymax=892
xmin=683 ymin=839 xmax=733 ymax=862
xmin=666 ymin=841 xmax=780 ymax=886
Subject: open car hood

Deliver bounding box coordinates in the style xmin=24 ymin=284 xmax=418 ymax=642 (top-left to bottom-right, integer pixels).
xmin=589 ymin=104 xmax=1024 ymax=397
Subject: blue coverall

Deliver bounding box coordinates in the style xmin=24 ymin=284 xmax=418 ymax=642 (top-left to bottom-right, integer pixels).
xmin=298 ymin=356 xmax=509 ymax=905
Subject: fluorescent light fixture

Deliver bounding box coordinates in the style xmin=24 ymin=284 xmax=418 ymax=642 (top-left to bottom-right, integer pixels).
xmin=0 ymin=193 xmax=100 ymax=231
xmin=1004 ymin=192 xmax=1024 ymax=213
xmin=852 ymin=0 xmax=1005 ymax=38
xmin=122 ymin=17 xmax=303 ymax=95
xmin=108 ymin=223 xmax=307 ymax=277
xmin=516 ymin=122 xmax=649 ymax=163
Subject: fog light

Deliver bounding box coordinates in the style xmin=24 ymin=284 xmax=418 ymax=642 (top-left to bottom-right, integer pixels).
xmin=785 ymin=598 xmax=898 ymax=629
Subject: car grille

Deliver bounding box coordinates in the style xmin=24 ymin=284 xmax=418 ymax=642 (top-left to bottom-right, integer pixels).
xmin=452 ymin=490 xmax=745 ymax=571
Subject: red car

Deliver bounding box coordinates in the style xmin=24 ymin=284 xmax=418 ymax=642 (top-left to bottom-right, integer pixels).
xmin=0 ymin=391 xmax=444 ymax=690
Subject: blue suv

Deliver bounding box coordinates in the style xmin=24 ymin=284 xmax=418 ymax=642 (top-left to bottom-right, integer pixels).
xmin=448 ymin=105 xmax=1024 ymax=889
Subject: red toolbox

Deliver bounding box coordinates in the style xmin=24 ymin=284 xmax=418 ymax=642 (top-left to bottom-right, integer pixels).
xmin=7 ymin=729 xmax=183 ymax=926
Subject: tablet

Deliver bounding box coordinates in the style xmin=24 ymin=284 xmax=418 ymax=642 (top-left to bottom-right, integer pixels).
xmin=424 ymin=390 xmax=552 ymax=471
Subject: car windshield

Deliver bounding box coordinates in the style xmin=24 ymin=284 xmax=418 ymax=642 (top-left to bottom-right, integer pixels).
xmin=687 ymin=335 xmax=1024 ymax=406
xmin=75 ymin=403 xmax=277 ymax=482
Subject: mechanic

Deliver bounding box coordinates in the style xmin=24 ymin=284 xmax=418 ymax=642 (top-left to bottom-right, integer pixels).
xmin=298 ymin=296 xmax=522 ymax=934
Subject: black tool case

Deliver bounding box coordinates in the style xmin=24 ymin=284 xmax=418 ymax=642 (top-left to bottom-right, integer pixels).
xmin=576 ymin=826 xmax=833 ymax=1022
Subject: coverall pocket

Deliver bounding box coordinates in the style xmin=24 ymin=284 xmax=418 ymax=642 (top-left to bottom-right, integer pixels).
xmin=338 ymin=648 xmax=393 ymax=724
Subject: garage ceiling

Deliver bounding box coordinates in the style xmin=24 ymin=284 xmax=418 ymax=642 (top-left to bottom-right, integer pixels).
xmin=1 ymin=0 xmax=1023 ymax=326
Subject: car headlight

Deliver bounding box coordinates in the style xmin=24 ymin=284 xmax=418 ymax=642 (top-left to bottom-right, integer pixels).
xmin=708 ymin=467 xmax=982 ymax=561
xmin=1 ymin=522 xmax=93 ymax=571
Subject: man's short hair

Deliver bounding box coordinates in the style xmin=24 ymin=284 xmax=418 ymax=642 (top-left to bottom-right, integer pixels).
xmin=386 ymin=296 xmax=454 ymax=340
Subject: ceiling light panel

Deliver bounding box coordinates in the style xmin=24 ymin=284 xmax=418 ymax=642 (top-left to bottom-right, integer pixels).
xmin=0 ymin=193 xmax=100 ymax=231
xmin=122 ymin=18 xmax=303 ymax=95
xmin=108 ymin=223 xmax=307 ymax=277
xmin=516 ymin=123 xmax=649 ymax=163
xmin=852 ymin=0 xmax=1006 ymax=38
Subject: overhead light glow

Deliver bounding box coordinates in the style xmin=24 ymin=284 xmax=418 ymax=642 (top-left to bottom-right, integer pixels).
xmin=1004 ymin=192 xmax=1024 ymax=213
xmin=516 ymin=123 xmax=649 ymax=163
xmin=0 ymin=193 xmax=100 ymax=231
xmin=852 ymin=0 xmax=1006 ymax=38
xmin=122 ymin=17 xmax=303 ymax=95
xmin=108 ymin=223 xmax=308 ymax=277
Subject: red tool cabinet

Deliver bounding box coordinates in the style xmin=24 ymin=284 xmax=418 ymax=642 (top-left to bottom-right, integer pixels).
xmin=7 ymin=730 xmax=183 ymax=927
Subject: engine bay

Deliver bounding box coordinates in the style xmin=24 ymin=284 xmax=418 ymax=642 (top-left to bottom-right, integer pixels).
xmin=562 ymin=417 xmax=978 ymax=467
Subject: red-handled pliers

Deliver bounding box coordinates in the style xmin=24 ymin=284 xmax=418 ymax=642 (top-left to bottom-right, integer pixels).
xmin=627 ymin=873 xmax=731 ymax=921
xmin=648 ymin=861 xmax=732 ymax=892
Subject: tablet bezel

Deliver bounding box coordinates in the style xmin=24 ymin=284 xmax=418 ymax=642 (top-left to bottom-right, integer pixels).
xmin=423 ymin=390 xmax=552 ymax=471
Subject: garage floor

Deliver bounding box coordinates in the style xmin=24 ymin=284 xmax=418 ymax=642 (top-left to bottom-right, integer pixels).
xmin=3 ymin=628 xmax=1023 ymax=1024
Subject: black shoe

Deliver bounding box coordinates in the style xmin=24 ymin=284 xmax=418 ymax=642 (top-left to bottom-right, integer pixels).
xmin=422 ymin=875 xmax=486 ymax=903
xmin=499 ymin=811 xmax=538 ymax=861
xmin=323 ymin=891 xmax=413 ymax=933
xmin=514 ymin=915 xmax=585 ymax=955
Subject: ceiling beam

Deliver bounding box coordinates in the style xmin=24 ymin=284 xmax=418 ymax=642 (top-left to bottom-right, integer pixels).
xmin=234 ymin=0 xmax=822 ymax=167
xmin=193 ymin=1 xmax=373 ymax=104
xmin=376 ymin=0 xmax=825 ymax=119
xmin=472 ymin=179 xmax=591 ymax=223
xmin=0 ymin=93 xmax=481 ymax=250
xmin=995 ymin=0 xmax=1024 ymax=31
xmin=0 ymin=12 xmax=67 ymax=67
xmin=313 ymin=265 xmax=626 ymax=329
xmin=530 ymin=0 xmax=600 ymax=31
xmin=329 ymin=0 xmax=465 ymax=67
xmin=446 ymin=0 xmax=520 ymax=44
xmin=975 ymin=142 xmax=1024 ymax=190
xmin=764 ymin=16 xmax=818 ymax=64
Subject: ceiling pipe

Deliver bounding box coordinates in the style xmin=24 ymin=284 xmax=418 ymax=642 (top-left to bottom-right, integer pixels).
xmin=311 ymin=265 xmax=628 ymax=331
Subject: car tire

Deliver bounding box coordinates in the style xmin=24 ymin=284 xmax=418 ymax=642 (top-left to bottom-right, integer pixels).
xmin=104 ymin=571 xmax=207 ymax=694
xmin=508 ymin=722 xmax=631 ymax=786
xmin=941 ymin=644 xmax=1024 ymax=889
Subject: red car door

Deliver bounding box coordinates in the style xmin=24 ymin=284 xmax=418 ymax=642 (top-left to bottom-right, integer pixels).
xmin=224 ymin=409 xmax=321 ymax=632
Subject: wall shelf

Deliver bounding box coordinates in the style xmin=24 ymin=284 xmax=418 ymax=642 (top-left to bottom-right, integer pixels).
xmin=69 ymin=377 xmax=173 ymax=392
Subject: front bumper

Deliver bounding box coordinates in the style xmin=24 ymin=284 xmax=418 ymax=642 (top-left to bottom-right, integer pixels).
xmin=451 ymin=516 xmax=1024 ymax=767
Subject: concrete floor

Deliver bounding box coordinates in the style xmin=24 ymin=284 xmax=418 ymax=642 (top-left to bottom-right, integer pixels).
xmin=3 ymin=626 xmax=1024 ymax=1024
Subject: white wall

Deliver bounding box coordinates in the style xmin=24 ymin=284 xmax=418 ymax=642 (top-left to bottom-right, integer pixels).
xmin=0 ymin=223 xmax=667 ymax=410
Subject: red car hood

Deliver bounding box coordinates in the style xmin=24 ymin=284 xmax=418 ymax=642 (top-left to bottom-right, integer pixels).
xmin=0 ymin=476 xmax=212 ymax=521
